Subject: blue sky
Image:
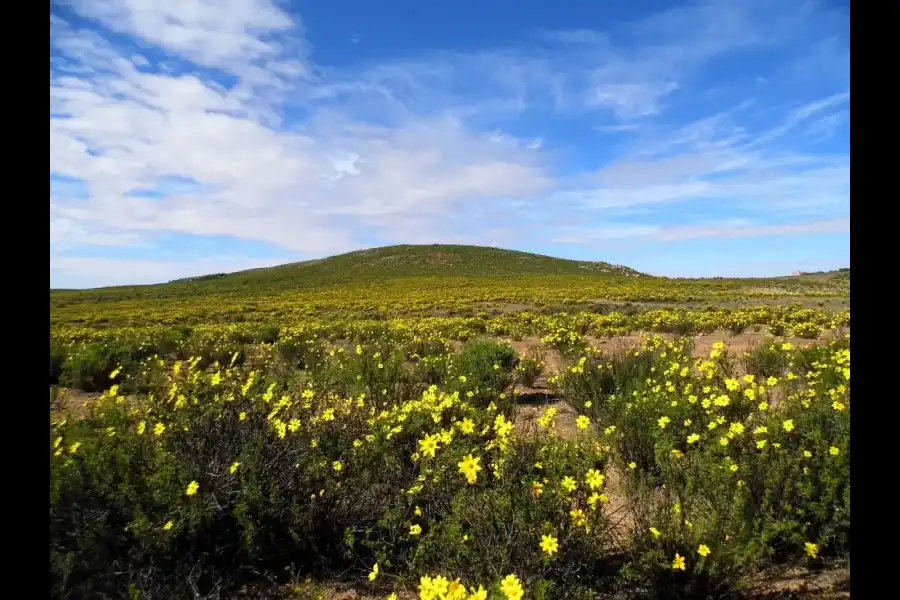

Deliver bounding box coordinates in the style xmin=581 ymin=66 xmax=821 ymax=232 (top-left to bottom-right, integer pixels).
xmin=50 ymin=0 xmax=850 ymax=288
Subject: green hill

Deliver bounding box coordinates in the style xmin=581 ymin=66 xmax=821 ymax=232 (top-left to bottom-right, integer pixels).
xmin=187 ymin=244 xmax=643 ymax=283
xmin=53 ymin=245 xmax=647 ymax=299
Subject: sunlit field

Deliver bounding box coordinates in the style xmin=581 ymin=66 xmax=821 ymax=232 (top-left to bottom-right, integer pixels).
xmin=50 ymin=248 xmax=850 ymax=600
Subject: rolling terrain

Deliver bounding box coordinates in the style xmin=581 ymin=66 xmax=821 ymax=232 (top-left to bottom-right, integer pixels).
xmin=50 ymin=245 xmax=849 ymax=329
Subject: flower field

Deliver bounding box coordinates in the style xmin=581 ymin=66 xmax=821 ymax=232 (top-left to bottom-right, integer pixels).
xmin=50 ymin=264 xmax=850 ymax=600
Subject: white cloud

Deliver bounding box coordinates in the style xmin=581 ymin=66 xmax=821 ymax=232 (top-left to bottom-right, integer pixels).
xmin=50 ymin=13 xmax=550 ymax=256
xmin=552 ymin=218 xmax=849 ymax=246
xmin=50 ymin=254 xmax=292 ymax=289
xmin=65 ymin=0 xmax=303 ymax=78
xmin=49 ymin=0 xmax=850 ymax=286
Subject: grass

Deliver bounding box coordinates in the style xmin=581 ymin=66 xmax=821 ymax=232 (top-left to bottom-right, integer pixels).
xmin=50 ymin=245 xmax=849 ymax=329
xmin=49 ymin=245 xmax=850 ymax=600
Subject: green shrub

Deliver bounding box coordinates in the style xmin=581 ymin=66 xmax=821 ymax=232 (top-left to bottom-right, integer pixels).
xmin=742 ymin=340 xmax=789 ymax=378
xmin=60 ymin=341 xmax=140 ymax=392
xmin=50 ymin=339 xmax=66 ymax=385
xmin=447 ymin=340 xmax=517 ymax=410
xmin=515 ymin=348 xmax=545 ymax=387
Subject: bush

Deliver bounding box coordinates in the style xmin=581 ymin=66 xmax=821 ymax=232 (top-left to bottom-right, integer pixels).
xmin=447 ymin=340 xmax=517 ymax=410
xmin=742 ymin=340 xmax=789 ymax=378
xmin=515 ymin=348 xmax=545 ymax=387
xmin=50 ymin=339 xmax=66 ymax=385
xmin=48 ymin=314 xmax=850 ymax=599
xmin=60 ymin=341 xmax=141 ymax=392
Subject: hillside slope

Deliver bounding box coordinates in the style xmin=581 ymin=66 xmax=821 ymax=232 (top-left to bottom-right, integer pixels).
xmin=53 ymin=245 xmax=646 ymax=298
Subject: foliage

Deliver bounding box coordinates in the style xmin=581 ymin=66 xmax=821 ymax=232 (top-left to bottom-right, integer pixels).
xmin=48 ymin=253 xmax=850 ymax=599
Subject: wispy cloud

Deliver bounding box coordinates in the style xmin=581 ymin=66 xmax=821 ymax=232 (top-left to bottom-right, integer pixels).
xmin=552 ymin=218 xmax=848 ymax=246
xmin=49 ymin=0 xmax=849 ymax=286
xmin=50 ymin=254 xmax=293 ymax=289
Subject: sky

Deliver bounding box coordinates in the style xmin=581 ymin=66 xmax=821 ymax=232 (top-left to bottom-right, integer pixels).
xmin=50 ymin=0 xmax=850 ymax=288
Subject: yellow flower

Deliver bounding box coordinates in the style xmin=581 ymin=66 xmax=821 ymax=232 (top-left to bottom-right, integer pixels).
xmin=561 ymin=476 xmax=577 ymax=493
xmin=410 ymin=524 xmax=422 ymax=536
xmin=782 ymin=419 xmax=795 ymax=432
xmin=805 ymin=542 xmax=819 ymax=558
xmin=531 ymin=481 xmax=544 ymax=496
xmin=368 ymin=563 xmax=379 ymax=581
xmin=687 ymin=433 xmax=700 ymax=444
xmin=136 ymin=421 xmax=146 ymax=435
xmin=446 ymin=580 xmax=466 ymax=600
xmin=458 ymin=454 xmax=482 ymax=484
xmin=469 ymin=586 xmax=488 ymax=600
xmin=587 ymin=492 xmax=608 ymax=509
xmin=419 ymin=436 xmax=440 ymax=458
xmin=229 ymin=462 xmax=240 ymax=474
xmin=832 ymin=401 xmax=845 ymax=412
xmin=576 ymin=415 xmax=591 ymax=430
xmin=153 ymin=423 xmax=166 ymax=436
xmin=585 ymin=469 xmax=605 ymax=490
xmin=415 ymin=505 xmax=423 ymax=516
xmin=672 ymin=553 xmax=686 ymax=570
xmin=829 ymin=446 xmax=840 ymax=456
xmin=163 ymin=520 xmax=174 ymax=531
xmin=239 ymin=411 xmax=247 ymax=421
xmin=185 ymin=481 xmax=199 ymax=496
xmin=657 ymin=416 xmax=671 ymax=429
xmin=332 ymin=461 xmax=343 ymax=472
xmin=628 ymin=462 xmax=637 ymax=470
xmin=698 ymin=544 xmax=711 ymax=557
xmin=570 ymin=508 xmax=586 ymax=527
xmin=725 ymin=378 xmax=740 ymax=391
xmin=649 ymin=527 xmax=661 ymax=538
xmin=540 ymin=534 xmax=559 ymax=556
xmin=500 ymin=574 xmax=523 ymax=600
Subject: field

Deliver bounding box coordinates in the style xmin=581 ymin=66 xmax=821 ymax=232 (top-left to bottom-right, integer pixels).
xmin=49 ymin=245 xmax=850 ymax=600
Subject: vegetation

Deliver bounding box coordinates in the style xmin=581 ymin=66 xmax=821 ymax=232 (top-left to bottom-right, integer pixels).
xmin=49 ymin=245 xmax=850 ymax=599
xmin=50 ymin=245 xmax=848 ymax=329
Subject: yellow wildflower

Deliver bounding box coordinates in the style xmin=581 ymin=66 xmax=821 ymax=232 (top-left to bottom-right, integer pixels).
xmin=540 ymin=534 xmax=559 ymax=556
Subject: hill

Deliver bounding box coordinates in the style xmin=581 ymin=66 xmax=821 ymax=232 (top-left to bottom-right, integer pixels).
xmin=53 ymin=245 xmax=646 ymax=298
xmin=175 ymin=244 xmax=644 ymax=283
xmin=49 ymin=245 xmax=850 ymax=328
